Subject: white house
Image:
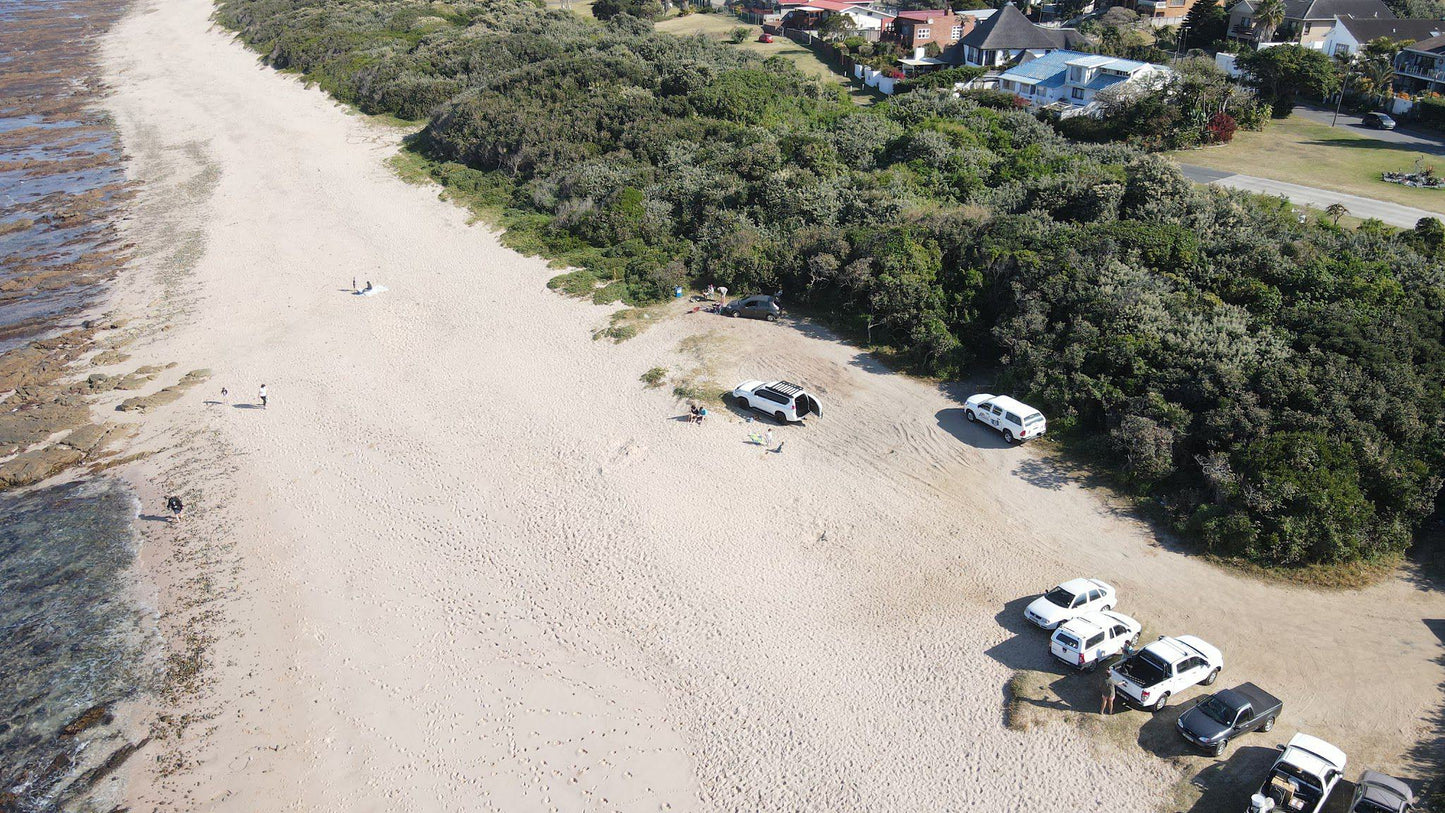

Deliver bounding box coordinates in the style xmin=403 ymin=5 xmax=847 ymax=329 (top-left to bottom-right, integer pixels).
xmin=995 ymin=50 xmax=1170 ymax=114
xmin=1320 ymin=15 xmax=1444 ymax=57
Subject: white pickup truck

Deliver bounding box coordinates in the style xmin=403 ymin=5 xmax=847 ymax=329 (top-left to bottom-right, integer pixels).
xmin=1249 ymin=734 xmax=1348 ymax=813
xmin=1107 ymin=635 xmax=1222 ymax=711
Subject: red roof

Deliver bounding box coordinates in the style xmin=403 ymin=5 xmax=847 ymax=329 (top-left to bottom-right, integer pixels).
xmin=895 ymin=8 xmax=951 ymax=20
xmin=805 ymin=0 xmax=860 ymax=10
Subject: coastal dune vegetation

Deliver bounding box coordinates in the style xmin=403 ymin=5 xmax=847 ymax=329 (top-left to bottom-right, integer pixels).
xmin=216 ymin=0 xmax=1445 ymax=574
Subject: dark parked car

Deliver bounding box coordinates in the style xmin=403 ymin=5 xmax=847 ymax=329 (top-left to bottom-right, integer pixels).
xmin=1176 ymin=682 xmax=1281 ymax=756
xmin=1350 ymin=771 xmax=1416 ymax=813
xmin=720 ymin=295 xmax=780 ymax=321
xmin=1362 ymin=112 xmax=1397 ymax=130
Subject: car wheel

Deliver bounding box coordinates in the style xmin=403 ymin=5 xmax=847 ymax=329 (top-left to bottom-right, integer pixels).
xmin=1262 ymin=715 xmax=1276 ymax=732
xmin=1211 ymin=739 xmax=1228 ymax=758
xmin=765 ymin=313 xmax=777 ymax=322
xmin=1154 ymin=692 xmax=1170 ymax=712
xmin=1084 ymin=660 xmax=1097 ymax=673
xmin=729 ymin=311 xmax=739 ymax=318
xmin=1003 ymin=429 xmax=1015 ymax=443
xmin=1203 ymin=668 xmax=1220 ymax=687
xmin=965 ymin=409 xmax=976 ymax=422
xmin=737 ymin=397 xmax=749 ymax=410
xmin=775 ymin=411 xmax=787 ymax=424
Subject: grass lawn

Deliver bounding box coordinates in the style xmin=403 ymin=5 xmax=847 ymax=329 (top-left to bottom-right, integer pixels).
xmin=653 ymin=13 xmax=879 ymax=104
xmin=1166 ymin=115 xmax=1445 ymax=216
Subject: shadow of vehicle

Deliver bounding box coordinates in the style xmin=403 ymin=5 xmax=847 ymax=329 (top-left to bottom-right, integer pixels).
xmin=985 ymin=596 xmax=1060 ymax=672
xmin=935 ymin=407 xmax=1012 ymax=450
xmin=1182 ymin=745 xmax=1281 ymax=812
xmin=1137 ymin=701 xmax=1195 ymax=758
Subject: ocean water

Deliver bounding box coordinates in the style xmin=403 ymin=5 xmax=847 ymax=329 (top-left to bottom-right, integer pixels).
xmin=0 ymin=0 xmax=160 ymax=809
xmin=0 ymin=0 xmax=130 ymax=354
xmin=0 ymin=479 xmax=153 ymax=811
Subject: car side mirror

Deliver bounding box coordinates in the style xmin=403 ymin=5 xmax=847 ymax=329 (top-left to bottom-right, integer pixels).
xmin=1275 ymin=744 xmax=1285 ymax=752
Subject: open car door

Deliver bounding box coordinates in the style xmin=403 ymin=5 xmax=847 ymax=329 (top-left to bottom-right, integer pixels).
xmin=799 ymin=394 xmax=821 ymax=419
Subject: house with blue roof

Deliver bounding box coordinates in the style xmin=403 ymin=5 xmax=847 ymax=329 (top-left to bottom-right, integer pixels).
xmin=994 ymin=50 xmax=1169 ymax=115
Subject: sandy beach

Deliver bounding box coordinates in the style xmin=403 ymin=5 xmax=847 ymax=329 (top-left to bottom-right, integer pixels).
xmin=88 ymin=0 xmax=1445 ymax=809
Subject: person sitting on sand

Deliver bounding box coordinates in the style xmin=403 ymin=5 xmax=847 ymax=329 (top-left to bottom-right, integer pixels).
xmin=697 ymin=405 xmax=707 ymax=424
xmin=364 ymin=280 xmax=373 ymax=293
xmin=689 ymin=404 xmax=701 ymax=424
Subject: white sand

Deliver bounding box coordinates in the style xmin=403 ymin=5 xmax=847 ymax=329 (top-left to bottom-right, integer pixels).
xmin=96 ymin=0 xmax=1445 ymax=809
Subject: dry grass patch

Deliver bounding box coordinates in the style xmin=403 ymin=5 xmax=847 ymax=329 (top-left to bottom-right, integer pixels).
xmin=1166 ymin=115 xmax=1445 ymax=215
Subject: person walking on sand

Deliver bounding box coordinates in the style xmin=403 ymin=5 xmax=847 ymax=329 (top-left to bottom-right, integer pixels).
xmin=220 ymin=386 xmax=228 ymax=405
xmin=258 ymin=384 xmax=268 ymax=409
xmin=765 ymin=428 xmax=774 ymax=449
xmin=1100 ymin=676 xmax=1116 ymax=715
xmin=166 ymin=495 xmax=184 ymax=523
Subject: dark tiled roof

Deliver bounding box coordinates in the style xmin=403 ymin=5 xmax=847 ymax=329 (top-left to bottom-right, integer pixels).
xmin=1338 ymin=16 xmax=1443 ymax=41
xmin=956 ymin=3 xmax=1067 ymax=50
xmin=1283 ymin=0 xmax=1393 ymax=20
xmin=1406 ymin=30 xmax=1445 ymax=51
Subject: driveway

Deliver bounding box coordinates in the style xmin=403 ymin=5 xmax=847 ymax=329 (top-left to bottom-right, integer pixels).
xmin=1177 ymin=163 xmax=1440 ymax=228
xmin=1293 ymin=104 xmax=1445 ymax=155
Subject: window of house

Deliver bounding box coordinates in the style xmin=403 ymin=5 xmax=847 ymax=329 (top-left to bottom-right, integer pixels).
xmin=950 ymin=25 xmax=962 ymax=39
xmin=916 ymin=27 xmax=930 ymax=38
xmin=1071 ymin=87 xmax=1085 ymax=99
xmin=1068 ymin=66 xmax=1082 ymax=81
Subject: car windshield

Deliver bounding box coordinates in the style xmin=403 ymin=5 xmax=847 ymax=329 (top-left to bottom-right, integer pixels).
xmin=1054 ymin=632 xmax=1080 ymax=650
xmin=1118 ymin=650 xmax=1168 ymax=686
xmin=1024 ymin=412 xmax=1044 ymax=425
xmin=1199 ymin=696 xmax=1235 ymax=725
xmin=1044 ymin=587 xmax=1076 ymax=608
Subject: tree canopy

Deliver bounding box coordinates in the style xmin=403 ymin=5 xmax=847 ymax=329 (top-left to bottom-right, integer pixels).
xmin=1238 ymin=44 xmax=1341 ymax=116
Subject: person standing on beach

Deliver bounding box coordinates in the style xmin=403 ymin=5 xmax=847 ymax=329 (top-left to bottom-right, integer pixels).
xmin=1100 ymin=676 xmax=1116 ymax=715
xmin=258 ymin=384 xmax=268 ymax=409
xmin=166 ymin=495 xmax=184 ymax=523
xmin=220 ymin=386 xmax=228 ymax=404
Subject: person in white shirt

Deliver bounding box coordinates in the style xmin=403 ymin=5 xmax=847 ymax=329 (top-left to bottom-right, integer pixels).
xmin=258 ymin=384 xmax=268 ymax=409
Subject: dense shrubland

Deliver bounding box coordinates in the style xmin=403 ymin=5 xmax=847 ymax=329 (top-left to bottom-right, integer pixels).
xmin=217 ymin=0 xmax=1445 ymax=572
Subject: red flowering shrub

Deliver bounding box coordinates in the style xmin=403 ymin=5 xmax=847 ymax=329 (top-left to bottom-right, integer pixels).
xmin=1205 ymin=112 xmax=1238 ymax=144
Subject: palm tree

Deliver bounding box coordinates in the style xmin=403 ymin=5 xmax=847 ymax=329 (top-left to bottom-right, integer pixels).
xmin=1253 ymin=0 xmax=1285 ymax=43
xmin=1358 ymin=57 xmax=1396 ymax=107
xmin=1326 ymin=202 xmax=1348 ymax=224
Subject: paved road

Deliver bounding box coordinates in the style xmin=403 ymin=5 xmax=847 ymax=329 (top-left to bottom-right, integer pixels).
xmin=1293 ymin=104 xmax=1445 ymax=155
xmin=1176 ymin=163 xmax=1441 ymax=228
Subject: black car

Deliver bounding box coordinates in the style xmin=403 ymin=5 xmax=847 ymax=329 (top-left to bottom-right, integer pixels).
xmin=1176 ymin=682 xmax=1281 ymax=757
xmin=720 ymin=294 xmax=781 ymax=321
xmin=1362 ymin=112 xmax=1397 ymax=130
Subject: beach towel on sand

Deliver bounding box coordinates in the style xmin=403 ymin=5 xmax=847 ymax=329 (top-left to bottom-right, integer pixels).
xmin=356 ymin=285 xmax=389 ymax=297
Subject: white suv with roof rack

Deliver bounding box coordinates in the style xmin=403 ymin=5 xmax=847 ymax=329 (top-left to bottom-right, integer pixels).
xmin=1050 ymin=610 xmax=1141 ymax=672
xmin=729 ymin=380 xmax=822 ymax=424
xmin=964 ymin=394 xmax=1045 ymax=443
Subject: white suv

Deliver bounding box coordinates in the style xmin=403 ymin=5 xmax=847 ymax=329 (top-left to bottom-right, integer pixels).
xmin=964 ymin=394 xmax=1045 ymax=443
xmin=730 ymin=380 xmax=822 ymax=424
xmin=1108 ymin=635 xmax=1223 ymax=711
xmin=1023 ymin=578 xmax=1116 ymax=630
xmin=1050 ymin=610 xmax=1142 ymax=671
